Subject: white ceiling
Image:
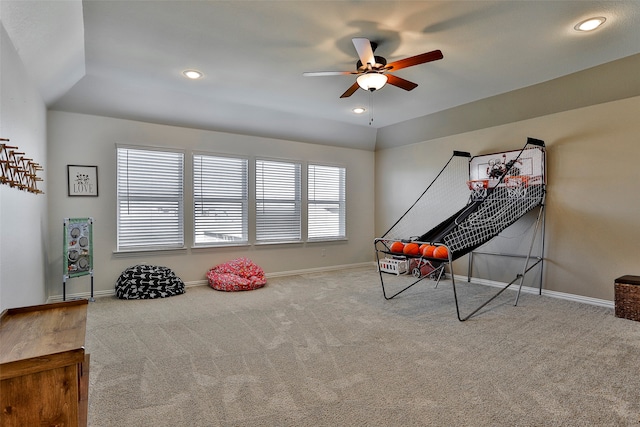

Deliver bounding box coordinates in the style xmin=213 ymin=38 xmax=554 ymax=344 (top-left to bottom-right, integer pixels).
xmin=3 ymin=1 xmax=640 ymax=150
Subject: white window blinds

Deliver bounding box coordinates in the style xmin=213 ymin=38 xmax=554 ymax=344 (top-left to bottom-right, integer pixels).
xmin=193 ymin=154 xmax=248 ymax=245
xmin=256 ymin=159 xmax=301 ymax=243
xmin=116 ymin=147 xmax=184 ymax=251
xmin=308 ymin=164 xmax=346 ymax=240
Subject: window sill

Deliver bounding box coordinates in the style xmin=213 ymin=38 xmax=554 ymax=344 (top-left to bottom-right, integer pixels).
xmin=254 ymin=240 xmax=304 ymax=246
xmin=113 ymin=247 xmax=188 ymax=257
xmin=307 ymin=237 xmax=348 ymax=243
xmin=191 ymin=243 xmax=251 ymax=250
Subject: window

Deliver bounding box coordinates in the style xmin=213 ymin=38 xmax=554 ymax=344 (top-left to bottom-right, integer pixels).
xmin=193 ymin=154 xmax=248 ymax=245
xmin=116 ymin=147 xmax=184 ymax=251
xmin=116 ymin=147 xmax=347 ymax=249
xmin=308 ymin=164 xmax=346 ymax=240
xmin=255 ymin=159 xmax=301 ymax=243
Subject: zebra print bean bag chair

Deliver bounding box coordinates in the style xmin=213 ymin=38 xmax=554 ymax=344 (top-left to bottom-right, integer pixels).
xmin=207 ymin=257 xmax=266 ymax=291
xmin=115 ymin=264 xmax=185 ymax=299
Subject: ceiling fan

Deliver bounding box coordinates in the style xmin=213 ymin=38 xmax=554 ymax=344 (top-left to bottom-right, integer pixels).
xmin=303 ymin=38 xmax=443 ymax=98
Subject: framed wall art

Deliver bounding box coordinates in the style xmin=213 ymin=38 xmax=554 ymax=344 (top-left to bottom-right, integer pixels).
xmin=67 ymin=165 xmax=98 ymax=197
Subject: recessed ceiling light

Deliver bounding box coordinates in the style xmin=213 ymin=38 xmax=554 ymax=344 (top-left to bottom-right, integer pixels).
xmin=574 ymin=17 xmax=606 ymax=32
xmin=352 ymin=107 xmax=366 ymax=114
xmin=183 ymin=69 xmax=203 ymax=79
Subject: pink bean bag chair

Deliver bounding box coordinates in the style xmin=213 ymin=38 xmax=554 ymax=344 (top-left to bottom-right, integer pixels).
xmin=206 ymin=257 xmax=266 ymax=291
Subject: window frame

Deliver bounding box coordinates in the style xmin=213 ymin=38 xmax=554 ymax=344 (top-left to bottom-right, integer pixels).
xmin=307 ymin=163 xmax=347 ymax=242
xmin=115 ymin=145 xmax=185 ymax=253
xmin=254 ymin=157 xmax=302 ymax=244
xmin=192 ymin=152 xmax=249 ymax=247
xmin=115 ymin=146 xmax=349 ymax=253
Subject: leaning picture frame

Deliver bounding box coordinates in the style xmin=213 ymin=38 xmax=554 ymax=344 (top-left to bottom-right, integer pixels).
xmin=67 ymin=165 xmax=99 ymax=197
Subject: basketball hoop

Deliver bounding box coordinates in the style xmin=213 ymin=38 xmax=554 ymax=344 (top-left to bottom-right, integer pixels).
xmin=467 ymin=179 xmax=489 ymax=200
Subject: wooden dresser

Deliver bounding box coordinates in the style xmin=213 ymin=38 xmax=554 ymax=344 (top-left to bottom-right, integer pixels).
xmin=1 ymin=299 xmax=90 ymax=427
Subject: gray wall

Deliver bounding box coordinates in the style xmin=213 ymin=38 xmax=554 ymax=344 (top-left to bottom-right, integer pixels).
xmin=46 ymin=111 xmax=376 ymax=299
xmin=375 ymin=95 xmax=640 ymax=301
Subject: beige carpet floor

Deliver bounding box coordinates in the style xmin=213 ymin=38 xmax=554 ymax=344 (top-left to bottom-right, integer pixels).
xmin=85 ymin=267 xmax=640 ymax=426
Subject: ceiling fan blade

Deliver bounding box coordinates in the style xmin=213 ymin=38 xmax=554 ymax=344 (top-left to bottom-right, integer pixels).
xmin=385 ymin=49 xmax=443 ymax=71
xmin=339 ymin=81 xmax=360 ymax=98
xmin=386 ymin=74 xmax=418 ymax=91
xmin=352 ymin=37 xmax=375 ymax=67
xmin=303 ymin=71 xmax=355 ymax=77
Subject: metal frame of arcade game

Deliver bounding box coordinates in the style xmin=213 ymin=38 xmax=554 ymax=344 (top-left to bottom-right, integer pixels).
xmin=374 ymin=138 xmax=546 ymax=321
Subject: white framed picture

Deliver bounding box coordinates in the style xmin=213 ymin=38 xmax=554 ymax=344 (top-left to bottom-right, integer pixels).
xmin=67 ymin=165 xmax=99 ymax=197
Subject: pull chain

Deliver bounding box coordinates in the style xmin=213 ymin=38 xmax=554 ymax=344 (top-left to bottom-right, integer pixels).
xmin=369 ymin=91 xmax=373 ymax=126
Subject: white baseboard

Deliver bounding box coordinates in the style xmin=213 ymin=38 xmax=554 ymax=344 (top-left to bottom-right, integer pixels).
xmin=264 ymin=261 xmax=375 ymax=278
xmin=46 ymin=263 xmax=613 ymax=309
xmin=454 ymin=274 xmax=614 ymax=309
xmin=46 ymin=262 xmax=376 ymax=302
xmin=47 ymin=288 xmax=117 ymax=303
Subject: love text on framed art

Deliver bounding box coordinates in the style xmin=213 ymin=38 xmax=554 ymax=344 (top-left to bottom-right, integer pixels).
xmin=67 ymin=165 xmax=98 ymax=197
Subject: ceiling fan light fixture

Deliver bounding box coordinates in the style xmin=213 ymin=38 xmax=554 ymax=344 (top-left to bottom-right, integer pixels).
xmin=183 ymin=69 xmax=203 ymax=79
xmin=352 ymin=107 xmax=366 ymax=114
xmin=356 ymin=73 xmax=388 ymax=91
xmin=574 ymin=17 xmax=606 ymax=32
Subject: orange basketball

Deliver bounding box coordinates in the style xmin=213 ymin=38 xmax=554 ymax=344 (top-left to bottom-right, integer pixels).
xmin=433 ymin=246 xmax=449 ymax=259
xmin=389 ymin=241 xmax=405 ymax=253
xmin=403 ymin=242 xmax=420 ymax=256
xmin=418 ymin=244 xmax=429 ymax=253
xmin=422 ymin=245 xmax=436 ymax=258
